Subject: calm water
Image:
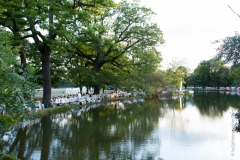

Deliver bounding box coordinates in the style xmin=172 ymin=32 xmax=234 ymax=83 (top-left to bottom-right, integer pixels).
xmin=2 ymin=92 xmax=240 ymax=160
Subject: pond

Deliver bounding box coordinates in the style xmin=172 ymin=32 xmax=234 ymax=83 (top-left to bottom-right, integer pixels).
xmin=1 ymin=92 xmax=240 ymax=160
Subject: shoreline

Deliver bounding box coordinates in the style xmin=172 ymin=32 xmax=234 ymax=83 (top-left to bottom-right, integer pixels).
xmin=32 ymin=96 xmax=141 ymax=118
xmin=1 ymin=97 xmax=143 ymax=143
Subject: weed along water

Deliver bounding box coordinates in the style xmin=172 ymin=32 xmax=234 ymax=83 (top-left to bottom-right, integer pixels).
xmin=1 ymin=93 xmax=240 ymax=160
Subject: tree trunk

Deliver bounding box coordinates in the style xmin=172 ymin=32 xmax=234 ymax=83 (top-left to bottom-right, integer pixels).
xmin=80 ymin=86 xmax=82 ymax=94
xmin=20 ymin=47 xmax=27 ymax=70
xmin=41 ymin=46 xmax=51 ymax=105
xmin=94 ymin=57 xmax=101 ymax=94
xmin=94 ymin=85 xmax=100 ymax=94
xmin=20 ymin=46 xmax=29 ymax=99
xmin=40 ymin=115 xmax=52 ymax=160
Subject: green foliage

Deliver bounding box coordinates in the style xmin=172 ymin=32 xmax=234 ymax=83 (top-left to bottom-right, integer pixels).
xmin=0 ymin=0 xmax=165 ymax=100
xmin=0 ymin=114 xmax=19 ymax=140
xmin=0 ymin=115 xmax=19 ymax=130
xmin=0 ymin=152 xmax=20 ymax=160
xmin=66 ymin=0 xmax=164 ymax=93
xmin=143 ymin=71 xmax=166 ymax=97
xmin=0 ymin=0 xmax=117 ymax=104
xmin=184 ymin=90 xmax=189 ymax=96
xmin=214 ymin=31 xmax=240 ymax=87
xmin=0 ymin=30 xmax=40 ymax=122
xmin=164 ymin=59 xmax=189 ymax=88
xmin=230 ymin=64 xmax=240 ymax=86
xmin=214 ymin=31 xmax=240 ymax=65
xmin=187 ymin=59 xmax=230 ymax=88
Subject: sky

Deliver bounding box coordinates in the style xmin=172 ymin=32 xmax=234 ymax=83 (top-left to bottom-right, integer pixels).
xmin=138 ymin=0 xmax=240 ymax=71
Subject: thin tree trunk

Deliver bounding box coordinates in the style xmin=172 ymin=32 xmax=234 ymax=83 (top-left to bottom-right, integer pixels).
xmin=20 ymin=46 xmax=27 ymax=70
xmin=20 ymin=46 xmax=29 ymax=99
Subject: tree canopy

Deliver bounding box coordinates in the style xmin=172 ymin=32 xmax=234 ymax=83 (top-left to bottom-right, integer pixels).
xmin=66 ymin=0 xmax=164 ymax=93
xmin=0 ymin=0 xmax=165 ymax=108
xmin=187 ymin=59 xmax=230 ymax=88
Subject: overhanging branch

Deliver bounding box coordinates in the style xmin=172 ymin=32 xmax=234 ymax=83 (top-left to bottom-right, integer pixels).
xmin=21 ymin=34 xmax=33 ymax=40
xmin=228 ymin=5 xmax=240 ymax=18
xmin=65 ymin=37 xmax=95 ymax=62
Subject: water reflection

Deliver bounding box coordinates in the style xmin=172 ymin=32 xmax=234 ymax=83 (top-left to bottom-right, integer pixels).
xmin=2 ymin=94 xmax=240 ymax=160
xmin=190 ymin=92 xmax=240 ymax=116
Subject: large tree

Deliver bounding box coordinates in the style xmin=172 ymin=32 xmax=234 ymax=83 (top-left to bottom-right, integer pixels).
xmin=214 ymin=32 xmax=240 ymax=87
xmin=0 ymin=0 xmax=114 ymax=105
xmin=188 ymin=59 xmax=230 ymax=88
xmin=66 ymin=0 xmax=164 ymax=94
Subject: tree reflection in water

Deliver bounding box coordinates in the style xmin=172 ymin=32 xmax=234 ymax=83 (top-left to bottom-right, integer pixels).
xmin=2 ymin=94 xmax=240 ymax=160
xmin=191 ymin=92 xmax=240 ymax=117
xmin=3 ymin=99 xmax=166 ymax=160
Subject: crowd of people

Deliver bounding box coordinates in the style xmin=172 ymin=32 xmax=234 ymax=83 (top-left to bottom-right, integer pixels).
xmin=34 ymin=91 xmax=132 ymax=112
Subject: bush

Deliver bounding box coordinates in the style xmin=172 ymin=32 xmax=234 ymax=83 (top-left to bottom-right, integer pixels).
xmin=0 ymin=115 xmax=19 ymax=134
xmin=184 ymin=90 xmax=189 ymax=96
xmin=0 ymin=152 xmax=20 ymax=160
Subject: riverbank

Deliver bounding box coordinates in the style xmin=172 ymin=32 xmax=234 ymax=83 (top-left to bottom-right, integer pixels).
xmin=32 ymin=96 xmax=140 ymax=118
xmin=0 ymin=96 xmax=143 ymax=160
xmin=2 ymin=92 xmax=183 ymax=134
xmin=0 ymin=96 xmax=140 ymax=138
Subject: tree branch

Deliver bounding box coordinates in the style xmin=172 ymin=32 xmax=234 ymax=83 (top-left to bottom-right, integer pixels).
xmin=65 ymin=37 xmax=95 ymax=62
xmin=228 ymin=5 xmax=240 ymax=18
xmin=103 ymin=38 xmax=144 ymax=66
xmin=64 ymin=54 xmax=74 ymax=66
xmin=37 ymin=31 xmax=46 ymax=41
xmin=24 ymin=28 xmax=32 ymax=32
xmin=116 ymin=21 xmax=133 ymax=42
xmin=21 ymin=34 xmax=33 ymax=40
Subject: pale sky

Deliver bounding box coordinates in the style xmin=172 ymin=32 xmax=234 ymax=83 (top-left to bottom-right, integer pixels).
xmin=139 ymin=0 xmax=240 ymax=71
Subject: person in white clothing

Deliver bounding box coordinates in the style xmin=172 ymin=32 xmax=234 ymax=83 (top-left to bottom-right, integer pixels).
xmin=56 ymin=96 xmax=60 ymax=106
xmin=77 ymin=92 xmax=82 ymax=101
xmin=53 ymin=97 xmax=58 ymax=106
xmin=62 ymin=96 xmax=66 ymax=105
xmin=66 ymin=96 xmax=70 ymax=105
xmin=60 ymin=97 xmax=63 ymax=105
xmin=70 ymin=96 xmax=74 ymax=104
xmin=73 ymin=94 xmax=77 ymax=103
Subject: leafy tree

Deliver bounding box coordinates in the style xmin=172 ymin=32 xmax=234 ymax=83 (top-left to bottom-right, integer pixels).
xmin=164 ymin=58 xmax=189 ymax=88
xmin=67 ymin=0 xmax=164 ymax=94
xmin=144 ymin=71 xmax=166 ymax=97
xmin=230 ymin=64 xmax=240 ymax=86
xmin=210 ymin=60 xmax=231 ymax=88
xmin=214 ymin=31 xmax=240 ymax=65
xmin=188 ymin=59 xmax=230 ymax=88
xmin=0 ymin=0 xmax=115 ymax=105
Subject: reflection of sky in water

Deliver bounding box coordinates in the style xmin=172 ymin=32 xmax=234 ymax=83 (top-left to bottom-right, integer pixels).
xmin=30 ymin=151 xmax=41 ymax=160
xmin=157 ymin=103 xmax=240 ymax=160
xmin=3 ymin=97 xmax=240 ymax=160
xmin=75 ymin=98 xmax=240 ymax=159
